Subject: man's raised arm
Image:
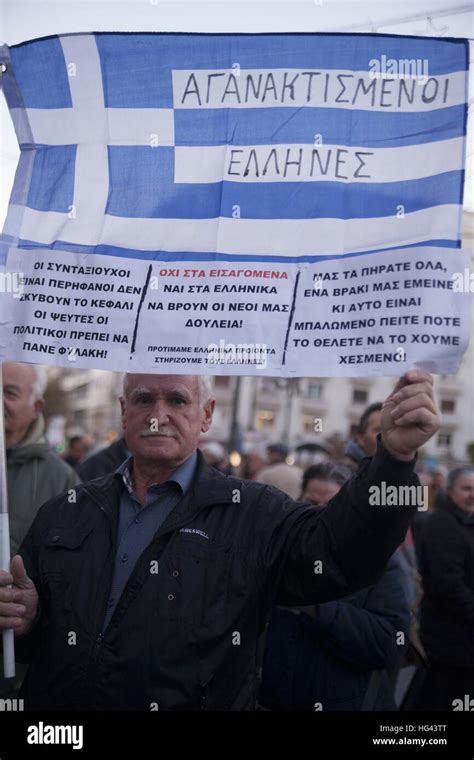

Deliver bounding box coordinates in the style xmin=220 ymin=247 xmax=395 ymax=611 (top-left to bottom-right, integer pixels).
xmin=257 ymin=371 xmax=440 ymax=607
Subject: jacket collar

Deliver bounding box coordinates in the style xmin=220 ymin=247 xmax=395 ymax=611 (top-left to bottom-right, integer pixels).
xmin=440 ymin=494 xmax=474 ymax=526
xmin=83 ymin=449 xmax=236 ymax=531
xmin=115 ymin=450 xmax=198 ymax=497
xmin=7 ymin=414 xmax=50 ymax=463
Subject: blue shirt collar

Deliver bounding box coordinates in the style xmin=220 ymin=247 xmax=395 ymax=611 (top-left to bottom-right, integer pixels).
xmin=115 ymin=450 xmax=198 ymax=497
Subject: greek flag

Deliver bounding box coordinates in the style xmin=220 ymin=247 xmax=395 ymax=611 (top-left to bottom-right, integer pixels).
xmin=0 ymin=32 xmax=469 ymax=263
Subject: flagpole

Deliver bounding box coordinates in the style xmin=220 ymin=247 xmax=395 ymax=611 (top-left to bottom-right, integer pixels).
xmin=0 ymin=363 xmax=15 ymax=677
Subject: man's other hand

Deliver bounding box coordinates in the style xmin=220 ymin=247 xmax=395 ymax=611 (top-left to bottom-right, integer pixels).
xmin=0 ymin=555 xmax=39 ymax=637
xmin=381 ymin=371 xmax=441 ymax=462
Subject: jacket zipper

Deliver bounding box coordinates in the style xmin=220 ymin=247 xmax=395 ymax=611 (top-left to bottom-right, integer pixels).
xmin=93 ymin=633 xmax=103 ymax=662
xmin=200 ymin=674 xmax=214 ymax=710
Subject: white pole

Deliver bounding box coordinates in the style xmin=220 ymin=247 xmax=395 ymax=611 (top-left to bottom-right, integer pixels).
xmin=0 ymin=364 xmax=15 ymax=678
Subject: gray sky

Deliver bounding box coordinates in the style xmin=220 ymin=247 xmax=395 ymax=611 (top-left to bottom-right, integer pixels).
xmin=1 ymin=0 xmax=473 ymax=224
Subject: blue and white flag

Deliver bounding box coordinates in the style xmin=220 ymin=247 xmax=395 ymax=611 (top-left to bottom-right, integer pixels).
xmin=0 ymin=32 xmax=470 ymax=375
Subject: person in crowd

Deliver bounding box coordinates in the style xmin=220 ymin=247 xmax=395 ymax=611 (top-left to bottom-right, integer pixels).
xmin=238 ymin=447 xmax=267 ymax=480
xmin=1 ymin=361 xmax=78 ymax=698
xmin=63 ymin=435 xmax=92 ymax=471
xmin=407 ymin=466 xmax=474 ymax=710
xmin=0 ymin=371 xmax=439 ymax=710
xmin=300 ymin=462 xmax=353 ymax=505
xmin=77 ymin=436 xmax=129 ymax=481
xmin=200 ymin=442 xmax=229 ymax=473
xmin=3 ymin=362 xmax=79 ymax=557
xmin=256 ymin=443 xmax=303 ymax=499
xmin=427 ymin=465 xmax=447 ymax=509
xmin=344 ymin=402 xmax=382 ymax=470
xmin=393 ymin=518 xmax=427 ymax=709
xmin=261 ymin=465 xmax=410 ymax=711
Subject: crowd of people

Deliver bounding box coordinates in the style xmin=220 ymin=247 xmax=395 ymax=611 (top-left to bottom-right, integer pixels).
xmin=202 ymin=399 xmax=474 ymax=710
xmin=0 ymin=361 xmax=472 ymax=712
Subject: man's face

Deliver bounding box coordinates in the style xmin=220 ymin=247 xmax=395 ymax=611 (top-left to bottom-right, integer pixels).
xmin=448 ymin=473 xmax=474 ymax=515
xmin=120 ymin=374 xmax=214 ymax=468
xmin=357 ymin=410 xmax=382 ymax=457
xmin=3 ymin=362 xmax=43 ymax=448
xmin=302 ymin=478 xmax=342 ymax=506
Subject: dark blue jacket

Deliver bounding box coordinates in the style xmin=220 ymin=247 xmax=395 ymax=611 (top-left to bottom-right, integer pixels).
xmin=261 ymin=552 xmax=410 ymax=711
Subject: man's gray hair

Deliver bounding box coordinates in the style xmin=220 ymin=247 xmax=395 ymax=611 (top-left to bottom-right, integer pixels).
xmin=122 ymin=374 xmax=213 ymax=406
xmin=30 ymin=365 xmax=48 ymax=403
xmin=447 ymin=466 xmax=474 ymax=492
xmin=198 ymin=375 xmax=212 ymax=405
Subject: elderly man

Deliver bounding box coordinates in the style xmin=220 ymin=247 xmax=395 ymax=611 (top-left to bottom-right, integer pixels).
xmin=0 ymin=370 xmax=439 ymax=710
xmin=1 ymin=362 xmax=78 ymax=700
xmin=3 ymin=362 xmax=78 ymax=556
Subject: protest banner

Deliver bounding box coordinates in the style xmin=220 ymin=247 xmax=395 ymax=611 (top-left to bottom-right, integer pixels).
xmin=1 ymin=245 xmax=470 ymax=375
xmin=0 ymin=31 xmax=470 ymax=376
